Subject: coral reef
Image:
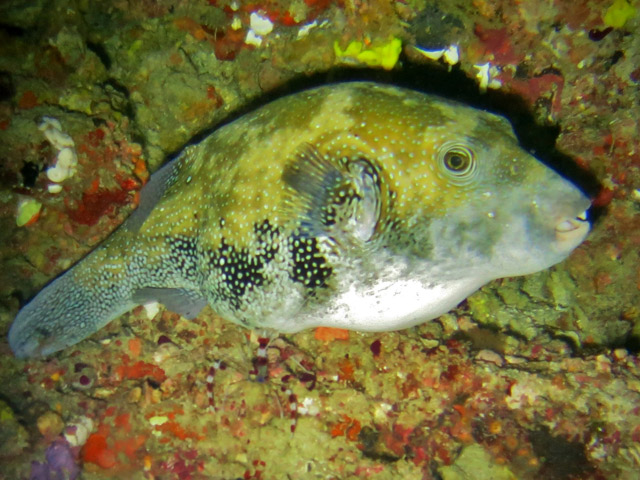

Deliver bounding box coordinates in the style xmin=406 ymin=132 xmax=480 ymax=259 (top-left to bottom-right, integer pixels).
xmin=0 ymin=0 xmax=638 ymax=478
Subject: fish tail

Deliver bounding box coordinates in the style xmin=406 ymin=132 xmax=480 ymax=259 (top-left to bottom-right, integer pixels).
xmin=9 ymin=248 xmax=137 ymax=358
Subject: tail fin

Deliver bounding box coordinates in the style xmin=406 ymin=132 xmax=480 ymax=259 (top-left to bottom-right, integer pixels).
xmin=8 ymin=252 xmax=136 ymax=358
xmin=9 ymin=156 xmax=199 ymax=358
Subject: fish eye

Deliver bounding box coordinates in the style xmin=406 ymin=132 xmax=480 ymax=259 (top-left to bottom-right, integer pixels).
xmin=443 ymin=148 xmax=472 ymax=173
xmin=438 ymin=143 xmax=477 ymax=184
xmin=444 ymin=151 xmax=468 ymax=171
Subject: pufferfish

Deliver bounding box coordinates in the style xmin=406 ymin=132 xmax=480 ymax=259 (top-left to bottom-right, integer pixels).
xmin=9 ymin=82 xmax=591 ymax=358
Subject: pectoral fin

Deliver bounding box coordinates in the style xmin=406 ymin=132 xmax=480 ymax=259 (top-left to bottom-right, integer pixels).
xmin=133 ymin=287 xmax=208 ymax=320
xmin=282 ymin=144 xmax=382 ymax=243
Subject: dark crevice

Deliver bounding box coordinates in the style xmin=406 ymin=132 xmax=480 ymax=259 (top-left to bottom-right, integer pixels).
xmin=86 ymin=41 xmax=112 ymax=70
xmin=20 ymin=161 xmax=41 ymax=188
xmin=0 ymin=71 xmax=15 ymax=101
xmin=529 ymin=427 xmax=594 ymax=479
xmin=102 ymin=78 xmax=136 ymax=119
xmin=0 ymin=23 xmax=26 ymax=36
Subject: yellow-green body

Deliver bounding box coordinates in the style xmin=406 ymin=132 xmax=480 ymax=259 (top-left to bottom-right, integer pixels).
xmin=9 ymin=82 xmax=590 ymax=358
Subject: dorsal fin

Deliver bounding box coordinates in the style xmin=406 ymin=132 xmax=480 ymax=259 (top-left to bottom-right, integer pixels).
xmin=282 ymin=144 xmax=381 ymax=243
xmin=123 ymin=154 xmax=182 ymax=233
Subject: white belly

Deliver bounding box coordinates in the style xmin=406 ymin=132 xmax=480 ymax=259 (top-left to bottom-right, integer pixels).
xmin=277 ymin=265 xmax=488 ymax=333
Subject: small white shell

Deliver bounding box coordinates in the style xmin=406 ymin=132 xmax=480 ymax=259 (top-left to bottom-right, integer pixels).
xmin=46 ymin=166 xmax=69 ymax=183
xmin=57 ymin=147 xmax=77 ymax=169
xmin=64 ymin=416 xmax=94 ymax=447
xmin=38 ymin=116 xmax=62 ymax=132
xmin=250 ymin=12 xmax=273 ymax=36
xmin=245 ymin=29 xmax=263 ymax=47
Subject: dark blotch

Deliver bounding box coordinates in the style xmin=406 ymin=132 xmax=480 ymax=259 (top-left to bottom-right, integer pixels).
xmin=410 ymin=6 xmax=464 ymax=49
xmin=74 ymin=363 xmax=89 ymax=373
xmin=86 ymin=41 xmax=111 ymax=69
xmin=359 ymin=426 xmax=402 ymax=462
xmin=606 ymin=50 xmax=624 ymax=69
xmin=529 ymin=427 xmax=593 ymax=479
xmin=0 ymin=24 xmax=26 ymax=36
xmin=537 ymin=66 xmax=563 ymax=77
xmin=167 ymin=236 xmax=199 ymax=281
xmin=298 ymin=372 xmax=317 ymax=390
xmin=440 ymin=364 xmax=459 ymax=382
xmin=102 ymin=78 xmax=135 ymax=118
xmin=254 ymin=220 xmax=279 ymax=263
xmin=288 ymin=235 xmax=332 ymax=289
xmin=214 ymin=240 xmax=264 ymax=306
xmin=0 ymin=71 xmax=15 ymax=102
xmin=588 ymin=27 xmax=613 ymax=41
xmin=147 ymin=379 xmax=161 ymax=389
xmin=21 ymin=161 xmax=40 ymax=188
xmin=34 ymin=326 xmax=51 ymax=338
xmin=370 ymin=339 xmax=382 ymax=357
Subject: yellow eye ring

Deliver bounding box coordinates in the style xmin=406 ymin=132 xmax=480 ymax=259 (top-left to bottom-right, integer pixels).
xmin=438 ymin=143 xmax=477 ymax=184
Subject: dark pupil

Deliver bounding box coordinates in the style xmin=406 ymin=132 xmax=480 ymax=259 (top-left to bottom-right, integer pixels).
xmin=446 ymin=153 xmax=467 ymax=170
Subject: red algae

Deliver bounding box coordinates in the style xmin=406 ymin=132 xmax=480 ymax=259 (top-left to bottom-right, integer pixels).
xmin=83 ymin=432 xmax=117 ymax=469
xmin=66 ymin=186 xmax=131 ymax=226
xmin=18 ymin=90 xmax=39 ymax=109
xmin=314 ymin=326 xmax=350 ymax=341
xmin=128 ymin=337 xmax=142 ymax=358
xmin=82 ymin=420 xmax=146 ymax=471
xmin=86 ymin=128 xmax=105 ymax=147
xmin=116 ymin=360 xmax=166 ymax=382
xmin=331 ymin=415 xmax=361 ymax=440
xmin=473 ymin=25 xmax=524 ymax=65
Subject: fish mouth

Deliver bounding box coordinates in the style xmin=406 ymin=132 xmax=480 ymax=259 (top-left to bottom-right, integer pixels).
xmin=554 ymin=210 xmax=590 ymax=250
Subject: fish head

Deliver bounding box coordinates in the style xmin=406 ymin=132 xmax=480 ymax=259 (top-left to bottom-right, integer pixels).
xmin=400 ymin=101 xmax=591 ymax=281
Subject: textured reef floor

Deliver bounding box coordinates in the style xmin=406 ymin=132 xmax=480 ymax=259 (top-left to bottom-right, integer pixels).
xmin=0 ymin=0 xmax=639 ymax=479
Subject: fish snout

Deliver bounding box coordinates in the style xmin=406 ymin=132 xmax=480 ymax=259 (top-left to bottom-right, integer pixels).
xmin=553 ymin=208 xmax=590 ymax=253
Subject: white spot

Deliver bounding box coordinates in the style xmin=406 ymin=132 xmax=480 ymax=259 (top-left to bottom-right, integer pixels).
xmin=148 ymin=415 xmax=169 ymax=426
xmin=414 ymin=46 xmax=446 ymax=61
xmin=374 ymin=403 xmax=393 ymax=423
xmin=250 ymin=12 xmax=273 ymax=36
xmin=57 ymin=147 xmax=77 ymax=169
xmin=413 ymin=44 xmax=459 ymax=65
xmin=297 ymin=20 xmax=317 ymax=38
xmin=474 ymin=62 xmax=502 ymax=92
xmin=245 ymin=29 xmax=263 ymax=47
xmin=144 ymin=301 xmax=160 ymax=319
xmin=443 ymin=45 xmax=460 ymax=65
xmin=474 ymin=63 xmax=491 ymax=91
xmin=38 ymin=116 xmax=62 ymax=132
xmin=64 ymin=416 xmax=94 ymax=447
xmin=48 ymin=183 xmax=63 ymax=194
xmin=40 ymin=117 xmax=78 ymax=185
xmin=39 ymin=118 xmax=75 ymax=149
xmin=46 ymin=166 xmax=68 ymax=183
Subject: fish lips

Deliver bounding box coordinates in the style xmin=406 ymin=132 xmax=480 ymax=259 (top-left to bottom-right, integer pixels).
xmin=554 ymin=209 xmax=590 ymax=249
xmin=552 ymin=205 xmax=591 ymax=255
